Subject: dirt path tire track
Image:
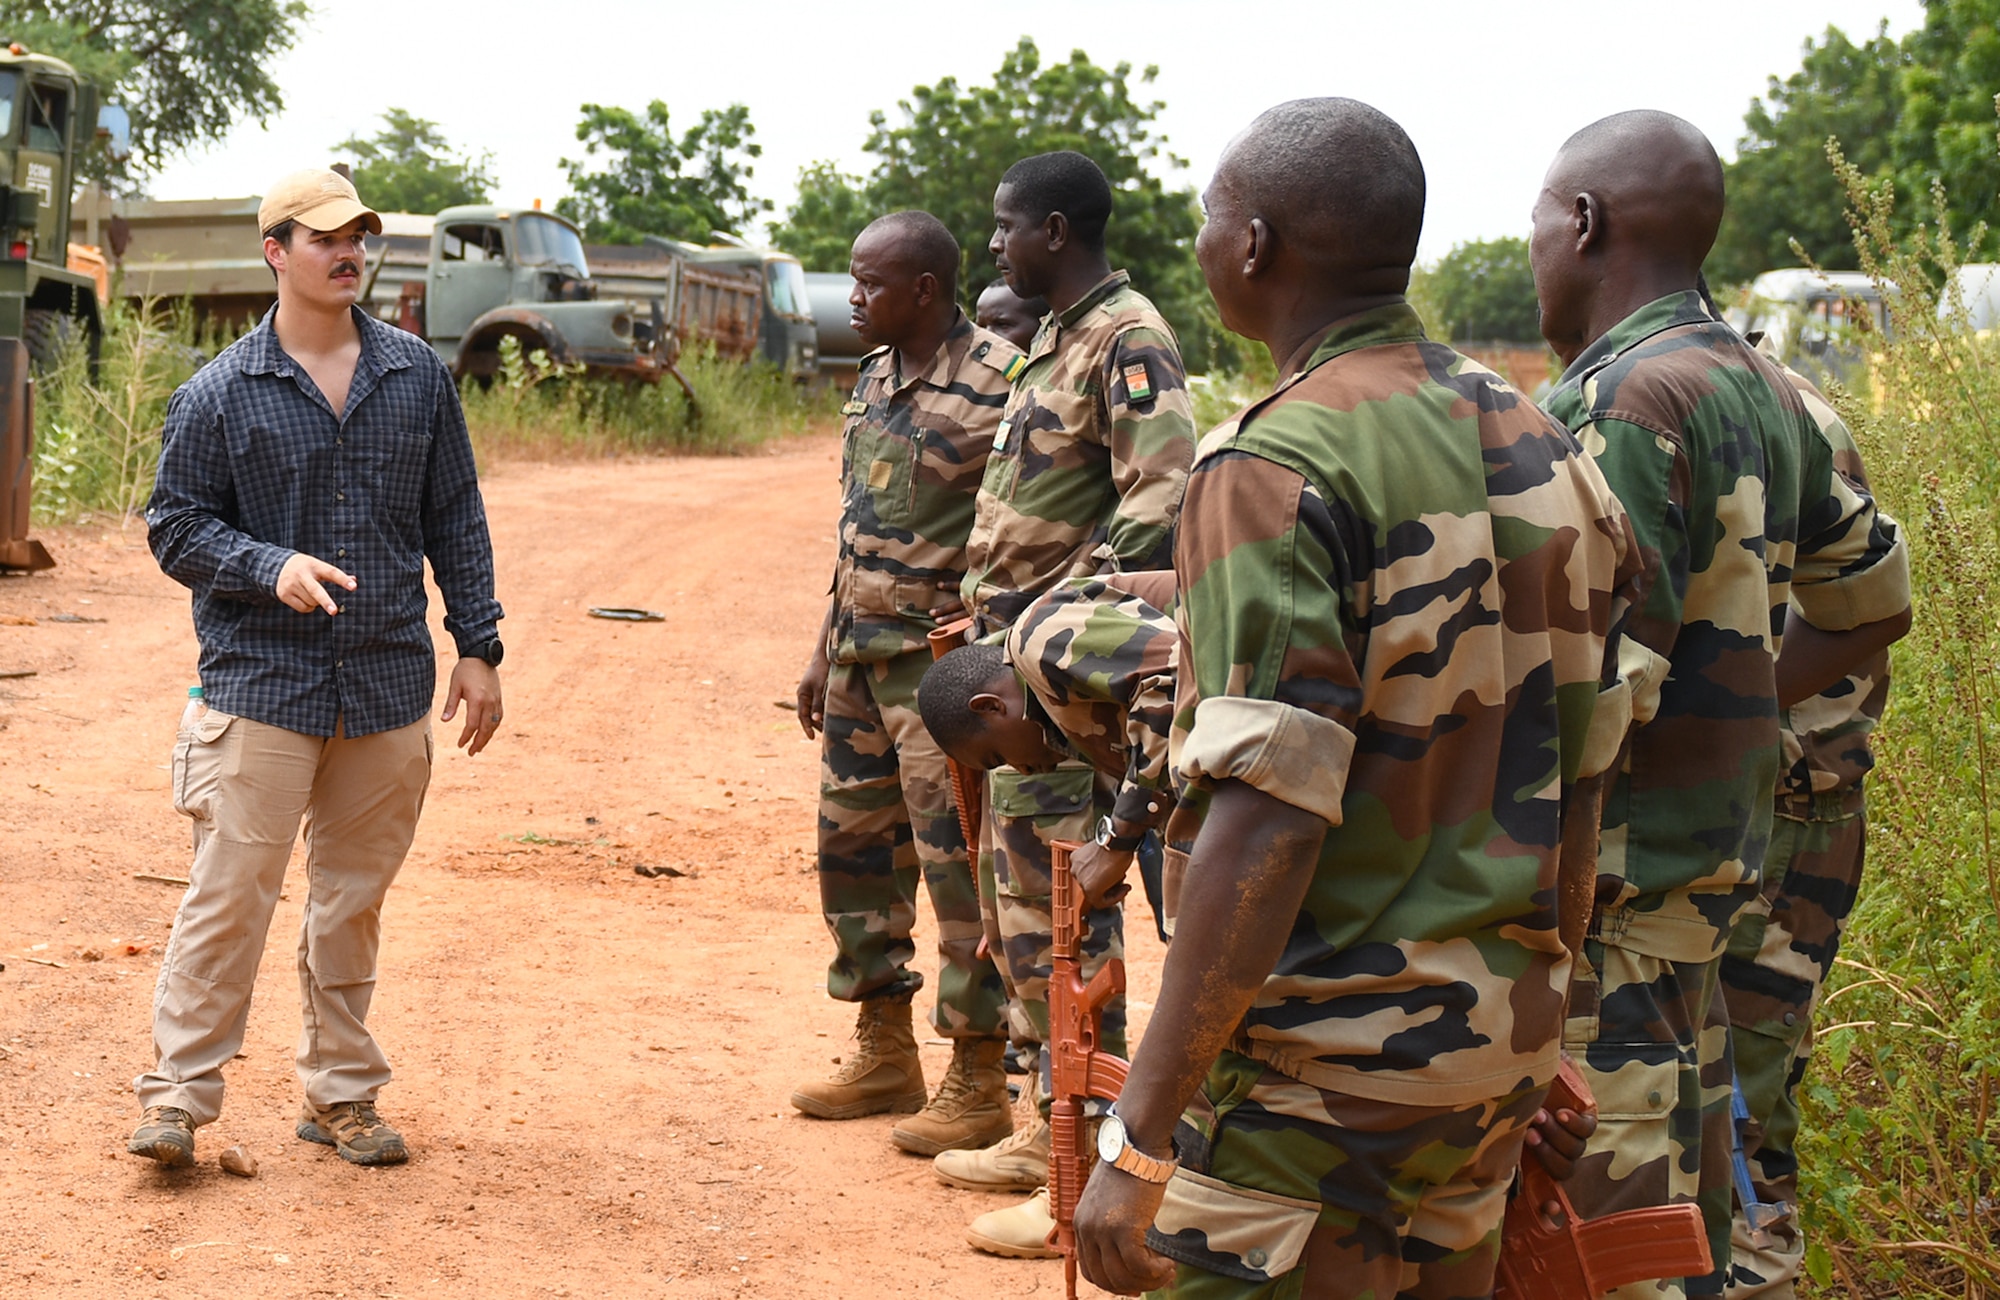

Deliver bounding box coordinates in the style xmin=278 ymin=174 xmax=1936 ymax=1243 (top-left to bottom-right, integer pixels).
xmin=0 ymin=437 xmax=1160 ymax=1298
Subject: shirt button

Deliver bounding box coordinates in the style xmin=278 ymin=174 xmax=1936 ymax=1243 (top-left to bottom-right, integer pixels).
xmin=336 ymin=659 xmax=344 ymax=668
xmin=336 ymin=491 xmax=345 ymax=501
xmin=337 ymin=548 xmax=347 ymax=557
xmin=336 ymin=437 xmax=344 ymax=446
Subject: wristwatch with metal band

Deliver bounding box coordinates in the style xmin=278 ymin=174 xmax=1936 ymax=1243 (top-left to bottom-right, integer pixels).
xmin=1093 ymin=813 xmax=1145 ymax=854
xmin=1097 ymin=1104 xmax=1178 ymax=1183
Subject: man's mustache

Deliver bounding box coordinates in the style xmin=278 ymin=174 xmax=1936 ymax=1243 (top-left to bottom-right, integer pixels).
xmin=332 ymin=260 xmax=360 ymax=277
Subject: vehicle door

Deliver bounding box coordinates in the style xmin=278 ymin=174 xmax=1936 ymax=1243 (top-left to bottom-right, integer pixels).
xmin=426 ymin=221 xmax=511 ymax=343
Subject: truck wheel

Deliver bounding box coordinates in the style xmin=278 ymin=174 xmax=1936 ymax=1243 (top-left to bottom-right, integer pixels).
xmin=23 ymin=309 xmax=80 ymax=375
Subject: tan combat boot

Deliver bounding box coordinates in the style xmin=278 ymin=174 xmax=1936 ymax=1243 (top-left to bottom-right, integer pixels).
xmin=966 ymin=1185 xmax=1060 ymax=1259
xmin=932 ymin=1112 xmax=1050 ymax=1191
xmin=790 ymin=997 xmax=926 ymax=1119
xmin=891 ymin=1038 xmax=1013 ymax=1155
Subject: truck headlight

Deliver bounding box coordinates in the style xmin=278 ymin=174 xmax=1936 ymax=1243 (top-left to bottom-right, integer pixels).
xmin=611 ymin=313 xmax=632 ymax=339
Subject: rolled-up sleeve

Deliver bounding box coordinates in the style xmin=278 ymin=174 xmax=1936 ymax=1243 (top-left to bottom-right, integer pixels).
xmin=1173 ymin=449 xmax=1361 ymax=826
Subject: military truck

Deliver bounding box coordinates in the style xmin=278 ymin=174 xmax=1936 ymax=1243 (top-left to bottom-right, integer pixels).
xmin=1 ymin=42 xmax=127 ymax=369
xmin=1 ymin=40 xmax=129 ymax=572
xmin=378 ymin=204 xmax=683 ymax=389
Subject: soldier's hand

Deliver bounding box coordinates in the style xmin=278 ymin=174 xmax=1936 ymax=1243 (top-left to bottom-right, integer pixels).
xmin=928 ymin=596 xmax=968 ymax=623
xmin=796 ymin=648 xmax=831 ymax=739
xmin=1524 ymin=1097 xmax=1597 ymax=1182
xmin=1076 ymin=1161 xmax=1175 ymax=1295
xmin=1071 ymin=840 xmax=1135 ymax=911
xmin=275 ymin=551 xmax=356 ymax=615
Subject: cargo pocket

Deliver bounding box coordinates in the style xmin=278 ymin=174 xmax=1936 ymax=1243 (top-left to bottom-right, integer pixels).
xmin=989 ymin=763 xmax=1098 ymax=898
xmin=172 ymin=710 xmax=235 ymax=820
xmin=1588 ymin=1055 xmax=1679 ymax=1123
xmin=1145 ymin=1168 xmax=1320 ymax=1285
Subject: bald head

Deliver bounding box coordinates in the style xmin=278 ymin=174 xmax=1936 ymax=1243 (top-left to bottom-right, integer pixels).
xmin=1546 ymin=110 xmax=1724 ymax=271
xmin=1216 ymin=97 xmax=1426 ymax=287
xmin=856 ymin=210 xmax=961 ymax=287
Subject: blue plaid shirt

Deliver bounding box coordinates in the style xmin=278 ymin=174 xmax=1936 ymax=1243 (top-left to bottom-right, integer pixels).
xmin=147 ymin=307 xmax=502 ymax=738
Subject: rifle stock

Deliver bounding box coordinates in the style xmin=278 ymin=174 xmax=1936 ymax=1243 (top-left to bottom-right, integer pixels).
xmin=1048 ymin=839 xmax=1130 ymax=1300
xmin=1493 ymin=1060 xmax=1713 ymax=1299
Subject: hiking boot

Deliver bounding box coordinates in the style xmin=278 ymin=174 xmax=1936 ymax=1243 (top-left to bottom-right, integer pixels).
xmin=891 ymin=1038 xmax=1012 ymax=1155
xmin=932 ymin=1114 xmax=1049 ymax=1191
xmin=127 ymin=1105 xmax=195 ymax=1167
xmin=297 ymin=1100 xmax=409 ymax=1166
xmin=790 ymin=996 xmax=925 ymax=1120
xmin=966 ymin=1185 xmax=1059 ymax=1259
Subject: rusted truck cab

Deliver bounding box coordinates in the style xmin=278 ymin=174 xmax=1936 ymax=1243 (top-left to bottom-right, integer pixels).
xmin=418 ymin=204 xmax=676 ymax=383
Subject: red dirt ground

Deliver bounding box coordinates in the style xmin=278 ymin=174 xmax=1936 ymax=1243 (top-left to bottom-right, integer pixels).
xmin=0 ymin=435 xmax=1161 ymax=1298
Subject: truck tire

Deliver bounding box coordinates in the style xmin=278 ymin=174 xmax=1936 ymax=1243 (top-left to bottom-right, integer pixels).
xmin=23 ymin=309 xmax=79 ymax=375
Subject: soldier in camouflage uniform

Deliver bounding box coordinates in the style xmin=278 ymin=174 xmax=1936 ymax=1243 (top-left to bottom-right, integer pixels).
xmin=1073 ymin=98 xmax=1645 ymax=1300
xmin=975 ymin=277 xmax=1049 ymax=354
xmin=935 ymin=150 xmax=1197 ymax=1255
xmin=1722 ymin=348 xmax=1908 ymax=1299
xmin=790 ymin=211 xmax=1020 ymax=1157
xmin=1528 ymin=112 xmax=1912 ymax=1298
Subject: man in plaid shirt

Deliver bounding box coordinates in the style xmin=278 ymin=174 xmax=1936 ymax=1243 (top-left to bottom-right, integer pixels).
xmin=129 ymin=167 xmax=504 ymax=1169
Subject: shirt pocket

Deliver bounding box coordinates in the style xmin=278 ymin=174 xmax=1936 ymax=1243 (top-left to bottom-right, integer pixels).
xmin=360 ymin=429 xmax=433 ymax=516
xmin=854 ymin=423 xmax=918 ymax=527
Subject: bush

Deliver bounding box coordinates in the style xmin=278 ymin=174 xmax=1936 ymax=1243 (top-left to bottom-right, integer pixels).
xmin=1790 ymin=141 xmax=2000 ymax=1296
xmin=31 ymin=298 xmax=211 ymax=525
xmin=457 ymin=338 xmax=838 ymax=460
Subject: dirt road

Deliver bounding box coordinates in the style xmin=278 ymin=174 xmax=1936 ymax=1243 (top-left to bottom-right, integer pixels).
xmin=0 ymin=436 xmax=1161 ymax=1298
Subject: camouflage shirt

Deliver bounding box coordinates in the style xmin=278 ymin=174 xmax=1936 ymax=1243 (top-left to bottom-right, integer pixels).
xmin=1770 ymin=362 xmax=1903 ymax=805
xmin=1005 ymin=573 xmax=1178 ymax=831
xmin=829 ymin=314 xmax=1023 ymax=664
xmin=1169 ymin=303 xmax=1640 ymax=1105
xmin=1543 ymin=292 xmax=1907 ymax=961
xmin=961 ymin=270 xmax=1197 ymax=629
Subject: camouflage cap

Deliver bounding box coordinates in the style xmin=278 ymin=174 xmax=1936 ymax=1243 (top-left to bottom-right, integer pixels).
xmin=257 ymin=168 xmax=382 ymax=237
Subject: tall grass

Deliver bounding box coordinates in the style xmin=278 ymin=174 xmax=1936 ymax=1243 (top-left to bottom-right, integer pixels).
xmin=458 ymin=337 xmax=839 ymax=459
xmin=1793 ymin=141 xmax=2000 ymax=1298
xmin=26 ymin=312 xmax=837 ymax=526
xmin=31 ymin=297 xmax=210 ymax=525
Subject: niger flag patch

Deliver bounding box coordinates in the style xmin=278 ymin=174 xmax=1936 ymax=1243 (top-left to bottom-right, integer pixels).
xmin=1002 ymin=354 xmax=1027 ymax=383
xmin=1123 ymin=361 xmax=1153 ymax=402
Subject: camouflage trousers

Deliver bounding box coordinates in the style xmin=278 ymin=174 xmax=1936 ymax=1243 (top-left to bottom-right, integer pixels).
xmin=981 ymin=760 xmax=1127 ymax=1063
xmin=1720 ymin=794 xmax=1866 ymax=1300
xmin=1144 ymin=1049 xmax=1542 ymax=1299
xmin=817 ymin=653 xmax=1006 ymax=1038
xmin=1563 ymin=938 xmax=1735 ymax=1299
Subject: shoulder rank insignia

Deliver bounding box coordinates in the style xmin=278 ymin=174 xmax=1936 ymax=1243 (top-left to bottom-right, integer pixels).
xmin=841 ymin=400 xmax=868 ymax=417
xmin=1002 ymin=354 xmax=1028 ymax=383
xmin=1122 ymin=361 xmax=1153 ymax=402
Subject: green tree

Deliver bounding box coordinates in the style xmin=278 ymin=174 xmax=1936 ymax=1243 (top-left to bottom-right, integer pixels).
xmin=773 ymin=38 xmax=1230 ymax=371
xmin=1708 ymin=23 xmax=1906 ymax=283
xmin=1893 ymin=0 xmax=2000 ymax=250
xmin=556 ymin=100 xmax=771 ymax=245
xmin=12 ymin=0 xmax=308 ymax=178
xmin=333 ymin=109 xmax=495 ymax=215
xmin=1421 ymin=237 xmax=1540 ymax=342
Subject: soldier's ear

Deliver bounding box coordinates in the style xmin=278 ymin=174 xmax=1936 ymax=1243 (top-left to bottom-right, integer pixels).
xmin=1044 ymin=211 xmax=1070 ymax=254
xmin=968 ymin=691 xmax=1010 ymax=720
xmin=1573 ymin=192 xmax=1603 ymax=255
xmin=1243 ymin=216 xmax=1274 ymax=280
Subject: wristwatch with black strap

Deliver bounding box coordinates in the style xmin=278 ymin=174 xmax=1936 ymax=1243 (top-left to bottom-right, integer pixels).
xmin=469 ymin=636 xmax=505 ymax=667
xmin=1097 ymin=1104 xmax=1179 ymax=1183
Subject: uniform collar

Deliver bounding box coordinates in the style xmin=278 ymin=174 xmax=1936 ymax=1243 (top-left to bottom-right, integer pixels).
xmin=892 ymin=311 xmax=976 ymax=393
xmin=1055 ymin=269 xmax=1132 ymax=330
xmin=1555 ymin=290 xmax=1713 ymax=390
xmin=1273 ymin=301 xmax=1430 ymax=394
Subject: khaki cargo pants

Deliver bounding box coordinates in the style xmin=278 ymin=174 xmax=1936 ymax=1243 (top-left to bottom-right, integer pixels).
xmin=134 ymin=709 xmax=431 ymax=1126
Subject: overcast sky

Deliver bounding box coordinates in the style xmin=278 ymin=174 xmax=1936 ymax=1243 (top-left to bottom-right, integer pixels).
xmin=148 ymin=0 xmax=1925 ymax=263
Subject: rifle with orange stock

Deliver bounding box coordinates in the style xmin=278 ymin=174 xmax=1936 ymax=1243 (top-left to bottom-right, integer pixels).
xmin=1046 ymin=838 xmax=1129 ymax=1300
xmin=1493 ymin=770 xmax=1713 ymax=1298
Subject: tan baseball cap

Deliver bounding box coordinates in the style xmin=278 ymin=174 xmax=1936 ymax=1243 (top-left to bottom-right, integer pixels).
xmin=258 ymin=168 xmax=382 ymax=236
